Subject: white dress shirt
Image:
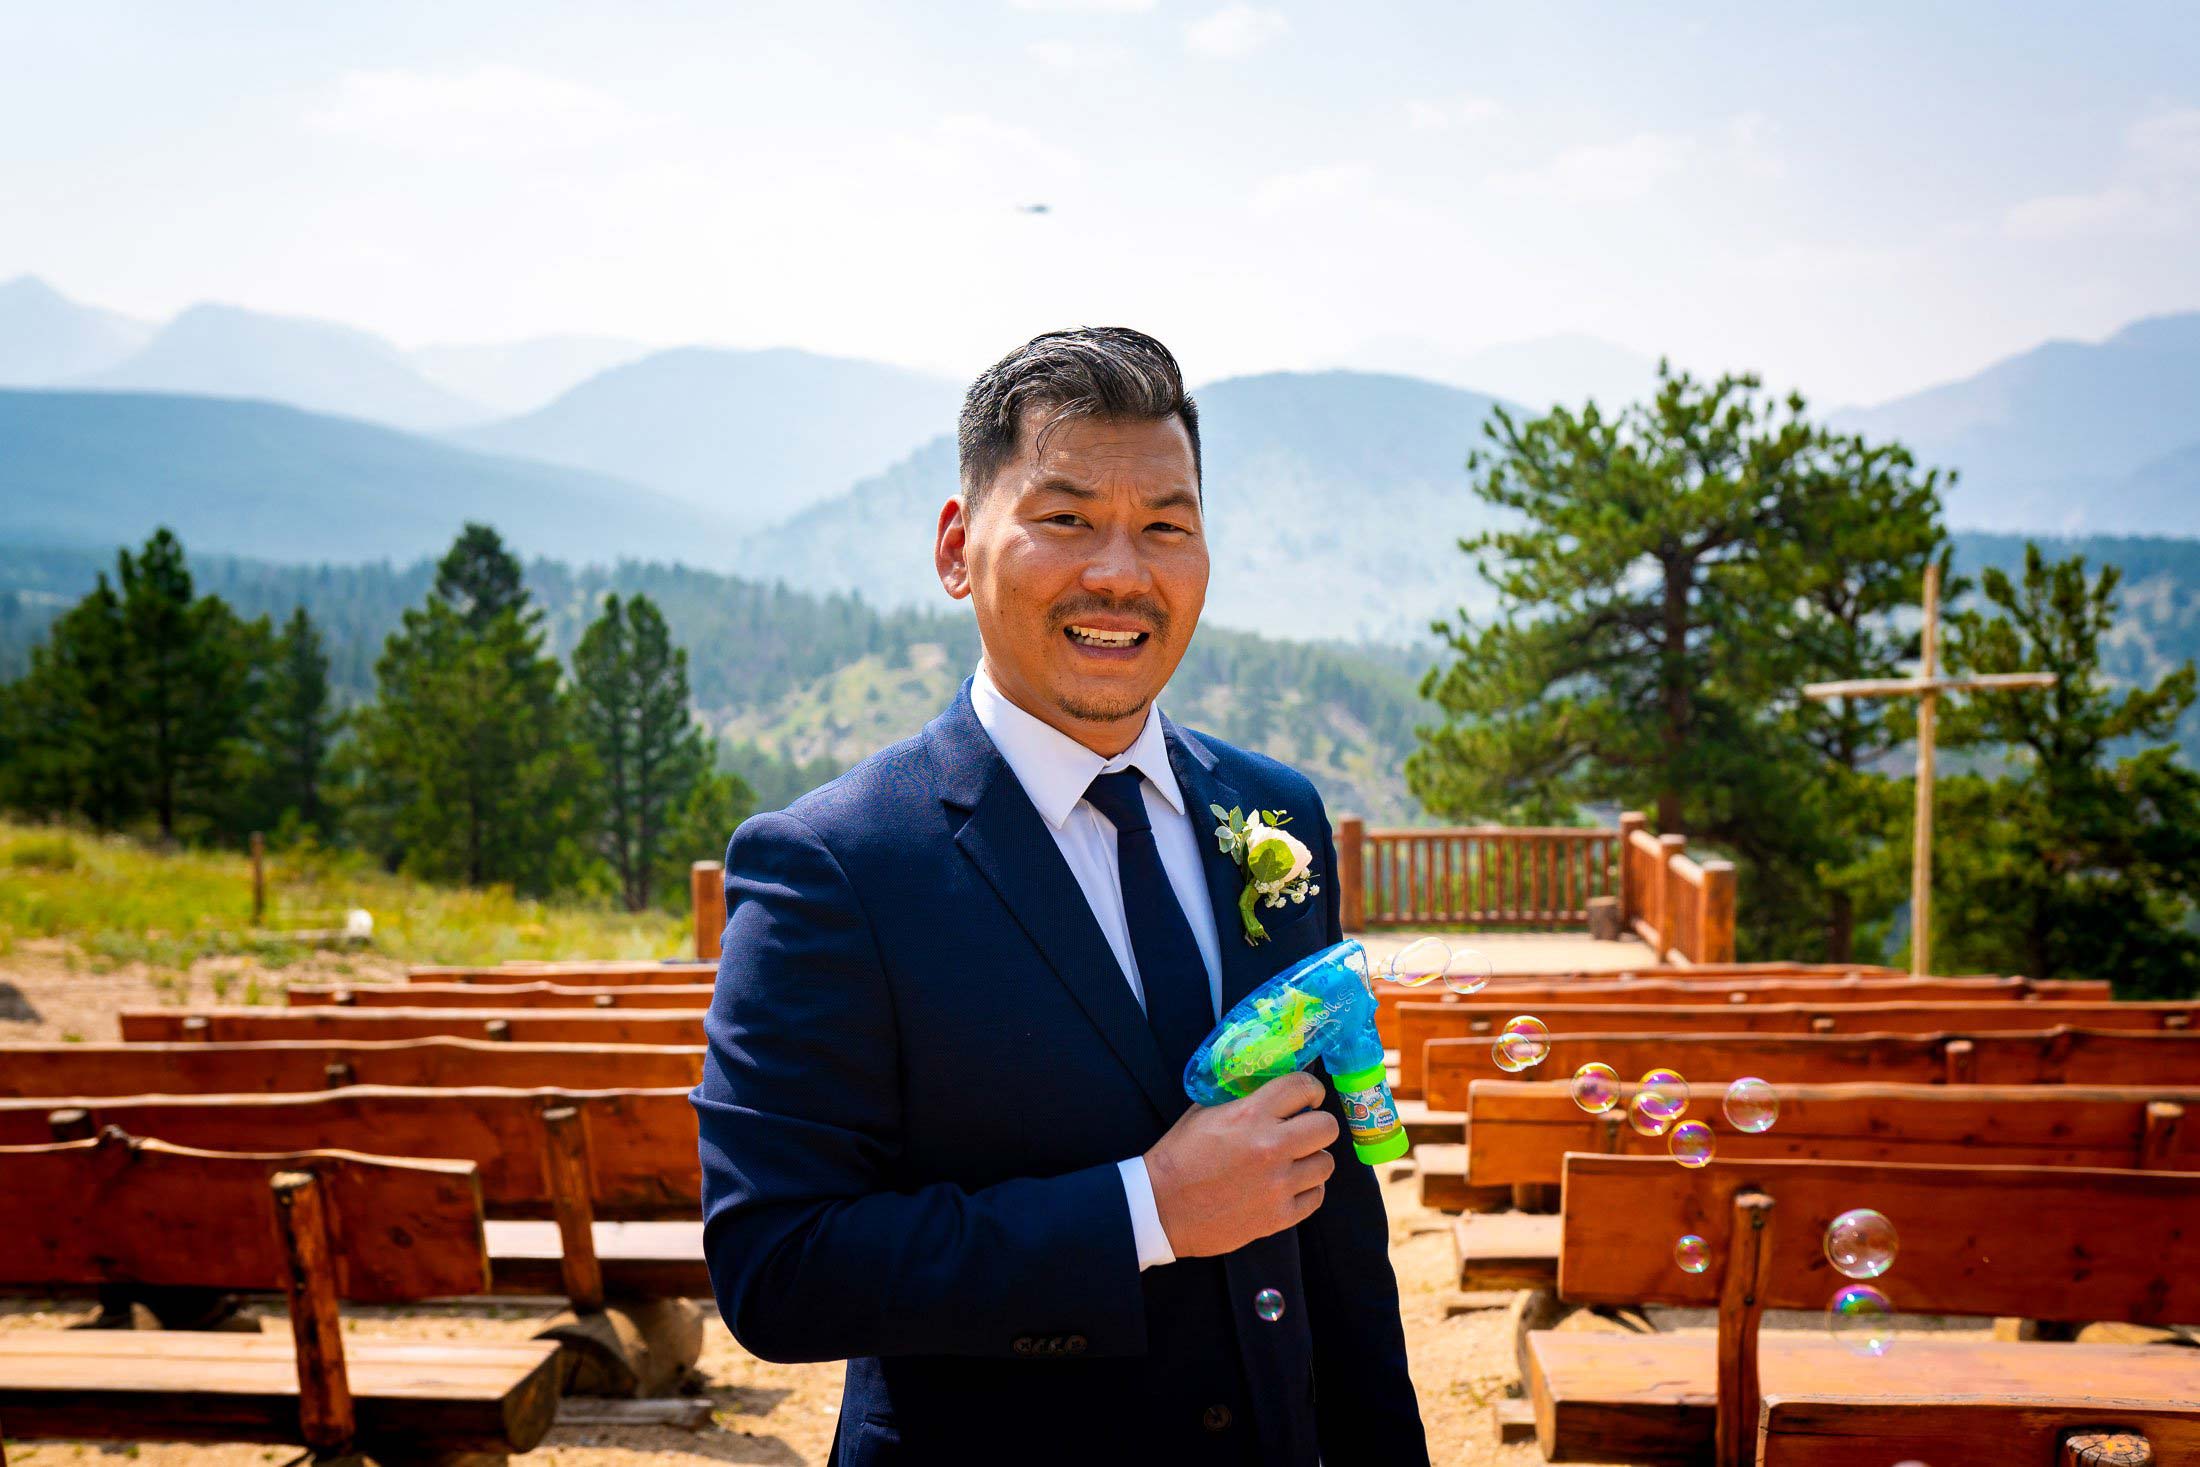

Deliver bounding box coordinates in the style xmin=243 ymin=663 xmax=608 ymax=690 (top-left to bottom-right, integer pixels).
xmin=969 ymin=663 xmax=1225 ymax=1272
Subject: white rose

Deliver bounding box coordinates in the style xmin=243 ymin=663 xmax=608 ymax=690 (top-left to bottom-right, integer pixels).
xmin=1243 ymin=817 xmax=1313 ymax=889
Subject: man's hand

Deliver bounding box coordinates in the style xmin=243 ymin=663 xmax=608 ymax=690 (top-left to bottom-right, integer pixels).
xmin=1143 ymin=1071 xmax=1339 ymax=1258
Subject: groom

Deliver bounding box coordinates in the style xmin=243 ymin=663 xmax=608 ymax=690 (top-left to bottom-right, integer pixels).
xmin=693 ymin=327 xmax=1427 ymax=1464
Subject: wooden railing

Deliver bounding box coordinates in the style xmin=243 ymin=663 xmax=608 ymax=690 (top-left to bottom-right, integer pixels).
xmin=1336 ymin=820 xmax=1622 ymax=931
xmin=1616 ymin=812 xmax=1735 ymax=965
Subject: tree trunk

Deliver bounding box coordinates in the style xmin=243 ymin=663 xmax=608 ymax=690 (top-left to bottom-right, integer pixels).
xmin=1658 ymin=554 xmax=1692 ymax=834
xmin=1825 ymin=890 xmax=1854 ymax=964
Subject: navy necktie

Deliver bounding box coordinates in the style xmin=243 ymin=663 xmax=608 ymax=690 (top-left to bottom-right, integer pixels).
xmin=1082 ymin=769 xmax=1216 ymax=1076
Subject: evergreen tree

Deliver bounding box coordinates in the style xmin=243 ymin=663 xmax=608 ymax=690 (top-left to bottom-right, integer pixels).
xmin=348 ymin=525 xmax=595 ymax=894
xmin=0 ymin=573 xmax=139 ymax=827
xmin=1932 ymin=546 xmax=2200 ymax=995
xmin=244 ymin=606 xmax=341 ymax=837
xmin=1408 ymin=368 xmax=1946 ymax=956
xmin=661 ymin=768 xmax=759 ymax=911
xmin=571 ymin=592 xmax=715 ymax=911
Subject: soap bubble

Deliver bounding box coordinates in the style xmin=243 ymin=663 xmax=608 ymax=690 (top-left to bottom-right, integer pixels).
xmin=1626 ymin=1091 xmax=1673 ymax=1137
xmin=1492 ymin=1038 xmax=1530 ymax=1073
xmin=1826 ymin=1283 xmax=1894 ymax=1356
xmin=1722 ymin=1077 xmax=1779 ymax=1134
xmin=1569 ymin=1063 xmax=1620 ymax=1114
xmin=1824 ymin=1208 xmax=1899 ymax=1280
xmin=1673 ymin=1234 xmax=1709 ymax=1273
xmin=1385 ymin=936 xmax=1450 ymax=988
xmin=1637 ymin=1069 xmax=1689 ymax=1121
xmin=1668 ymin=1120 xmax=1715 ymax=1168
xmin=1497 ymin=1016 xmax=1549 ymax=1069
xmin=1253 ymin=1288 xmax=1285 ymax=1322
xmin=1445 ymin=947 xmax=1494 ymax=996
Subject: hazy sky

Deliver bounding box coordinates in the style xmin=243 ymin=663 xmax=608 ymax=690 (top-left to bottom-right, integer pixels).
xmin=6 ymin=1 xmax=2198 ymax=405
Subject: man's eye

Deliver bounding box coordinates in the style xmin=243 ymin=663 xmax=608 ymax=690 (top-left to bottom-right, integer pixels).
xmin=1149 ymin=522 xmax=1192 ymax=536
xmin=1043 ymin=513 xmax=1087 ymax=528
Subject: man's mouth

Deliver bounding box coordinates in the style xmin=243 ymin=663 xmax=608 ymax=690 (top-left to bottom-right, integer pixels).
xmin=1065 ymin=624 xmax=1150 ymax=650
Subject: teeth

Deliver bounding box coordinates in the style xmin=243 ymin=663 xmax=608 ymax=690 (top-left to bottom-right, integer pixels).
xmin=1068 ymin=625 xmax=1143 ymax=647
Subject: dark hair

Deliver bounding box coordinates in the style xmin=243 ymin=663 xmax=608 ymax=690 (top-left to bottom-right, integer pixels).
xmin=957 ymin=327 xmax=1201 ymax=504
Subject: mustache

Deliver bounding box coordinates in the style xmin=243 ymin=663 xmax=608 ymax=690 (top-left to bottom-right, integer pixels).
xmin=1049 ymin=595 xmax=1168 ymax=637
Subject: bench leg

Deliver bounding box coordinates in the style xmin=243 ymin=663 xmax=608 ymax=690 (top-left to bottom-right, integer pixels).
xmin=536 ymin=1297 xmax=706 ymax=1398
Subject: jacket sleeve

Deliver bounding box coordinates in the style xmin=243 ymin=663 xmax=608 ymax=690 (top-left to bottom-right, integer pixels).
xmin=1298 ymin=798 xmax=1431 ymax=1464
xmin=692 ymin=809 xmax=1148 ymax=1364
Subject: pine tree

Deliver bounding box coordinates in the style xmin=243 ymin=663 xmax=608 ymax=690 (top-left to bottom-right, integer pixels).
xmin=0 ymin=573 xmax=140 ymax=827
xmin=348 ymin=525 xmax=596 ymax=893
xmin=1932 ymin=546 xmax=2200 ymax=995
xmin=572 ymin=592 xmax=718 ymax=911
xmin=245 ymin=606 xmax=341 ymax=837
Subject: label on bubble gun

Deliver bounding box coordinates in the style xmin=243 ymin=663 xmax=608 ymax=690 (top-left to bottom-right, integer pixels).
xmin=1339 ymin=1081 xmax=1402 ymax=1151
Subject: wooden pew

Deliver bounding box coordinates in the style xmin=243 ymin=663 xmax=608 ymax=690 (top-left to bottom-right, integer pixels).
xmin=410 ymin=961 xmax=714 ymax=986
xmin=1757 ymin=1393 xmax=2200 ymax=1467
xmin=1396 ymin=999 xmax=2200 ymax=1098
xmin=6 ymin=1087 xmax=703 ymax=1303
xmin=1421 ymin=1028 xmax=2200 ymax=1110
xmin=1527 ymin=1155 xmax=2200 ymax=1467
xmin=0 ymin=1037 xmax=703 ymax=1098
xmin=0 ymin=1130 xmax=561 ymax=1461
xmin=292 ymin=981 xmax=718 ymax=1009
xmin=1368 ymin=972 xmax=2104 ymax=1048
xmin=120 ymin=1007 xmax=709 ymax=1045
xmin=1443 ymin=1082 xmax=2196 ymax=1279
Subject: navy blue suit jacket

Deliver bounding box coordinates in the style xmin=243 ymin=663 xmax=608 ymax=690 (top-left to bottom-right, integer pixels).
xmin=693 ymin=685 xmax=1427 ymax=1465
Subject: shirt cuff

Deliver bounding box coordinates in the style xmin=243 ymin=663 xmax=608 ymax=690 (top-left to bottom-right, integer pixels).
xmin=1116 ymin=1155 xmax=1177 ymax=1271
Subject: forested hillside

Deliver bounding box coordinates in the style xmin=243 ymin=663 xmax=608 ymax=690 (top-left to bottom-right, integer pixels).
xmin=0 ymin=545 xmax=1431 ymax=822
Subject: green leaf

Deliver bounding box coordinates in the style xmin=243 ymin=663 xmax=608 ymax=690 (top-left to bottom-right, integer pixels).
xmin=1247 ymin=841 xmax=1293 ymax=883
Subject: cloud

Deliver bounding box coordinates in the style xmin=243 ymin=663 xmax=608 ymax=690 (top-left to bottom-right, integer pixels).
xmin=885 ymin=113 xmax=1083 ymax=195
xmin=1250 ymin=162 xmax=1371 ymax=214
xmin=1008 ymin=0 xmax=1155 ymax=11
xmin=1185 ymin=5 xmax=1288 ymax=58
xmin=306 ymin=65 xmax=648 ymax=156
xmin=1487 ymin=132 xmax=1690 ymax=203
xmin=1406 ymin=95 xmax=1502 ymax=131
xmin=2003 ymin=106 xmax=2200 ymax=241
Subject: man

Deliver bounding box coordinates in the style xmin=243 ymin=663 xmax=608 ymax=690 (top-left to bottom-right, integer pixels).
xmin=694 ymin=327 xmax=1427 ymax=1464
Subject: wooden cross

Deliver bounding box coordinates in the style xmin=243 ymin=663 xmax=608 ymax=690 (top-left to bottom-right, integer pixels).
xmin=1802 ymin=564 xmax=2056 ymax=976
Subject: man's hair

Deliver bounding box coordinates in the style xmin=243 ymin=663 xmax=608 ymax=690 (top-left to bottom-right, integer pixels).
xmin=957 ymin=327 xmax=1201 ymax=505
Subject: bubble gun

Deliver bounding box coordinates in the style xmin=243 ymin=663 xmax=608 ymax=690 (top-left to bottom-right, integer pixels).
xmin=1181 ymin=938 xmax=1407 ymax=1164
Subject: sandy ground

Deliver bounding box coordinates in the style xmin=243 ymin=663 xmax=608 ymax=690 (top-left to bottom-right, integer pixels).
xmin=0 ymin=939 xmax=1677 ymax=1465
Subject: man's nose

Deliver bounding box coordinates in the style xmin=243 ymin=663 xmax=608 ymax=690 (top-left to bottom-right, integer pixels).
xmin=1079 ymin=527 xmax=1154 ymax=598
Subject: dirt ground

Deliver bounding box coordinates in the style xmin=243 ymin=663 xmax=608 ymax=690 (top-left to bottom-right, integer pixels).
xmin=0 ymin=948 xmax=1640 ymax=1465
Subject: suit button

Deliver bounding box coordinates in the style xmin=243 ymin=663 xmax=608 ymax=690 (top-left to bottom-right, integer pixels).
xmin=1012 ymin=1337 xmax=1035 ymax=1355
xmin=1065 ymin=1334 xmax=1088 ymax=1354
xmin=1202 ymin=1405 xmax=1233 ymax=1431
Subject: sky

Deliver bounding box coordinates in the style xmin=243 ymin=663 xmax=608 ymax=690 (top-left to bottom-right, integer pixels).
xmin=4 ymin=1 xmax=2198 ymax=407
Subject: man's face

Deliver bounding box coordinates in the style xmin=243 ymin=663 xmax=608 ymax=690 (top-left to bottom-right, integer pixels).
xmin=936 ymin=408 xmax=1208 ymax=753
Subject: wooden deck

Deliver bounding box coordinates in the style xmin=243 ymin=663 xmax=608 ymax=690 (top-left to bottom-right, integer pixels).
xmin=1355 ymin=930 xmax=1659 ymax=975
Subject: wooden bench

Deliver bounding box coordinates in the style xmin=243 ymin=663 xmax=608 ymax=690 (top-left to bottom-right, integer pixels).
xmin=410 ymin=962 xmax=713 ymax=986
xmin=0 ymin=1130 xmax=561 ymax=1462
xmin=0 ymin=1038 xmax=703 ymax=1098
xmin=120 ymin=1007 xmax=709 ymax=1045
xmin=292 ymin=981 xmax=719 ymax=1009
xmin=1395 ymin=1000 xmax=2200 ymax=1098
xmin=1442 ymin=1082 xmax=2195 ymax=1280
xmin=1527 ymin=1154 xmax=2200 ymax=1466
xmin=6 ymin=1087 xmax=705 ymax=1303
xmin=1757 ymin=1393 xmax=2200 ymax=1466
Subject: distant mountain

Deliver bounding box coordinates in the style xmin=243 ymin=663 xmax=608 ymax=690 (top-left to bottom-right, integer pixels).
xmin=0 ymin=276 xmax=151 ymax=385
xmin=748 ymin=370 xmax=1513 ymax=644
xmin=1837 ymin=312 xmax=2200 ymax=536
xmin=0 ymin=389 xmax=732 ymax=567
xmin=453 ymin=347 xmax=962 ymax=529
xmin=79 ymin=303 xmax=488 ymax=430
xmin=409 ymin=334 xmax=651 ymax=416
xmin=1345 ymin=331 xmax=1661 ymax=413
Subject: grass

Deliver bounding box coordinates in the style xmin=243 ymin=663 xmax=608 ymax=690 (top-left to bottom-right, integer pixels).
xmin=0 ymin=819 xmax=686 ymax=976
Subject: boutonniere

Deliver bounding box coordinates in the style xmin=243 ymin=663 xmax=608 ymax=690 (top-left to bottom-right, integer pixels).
xmin=1210 ymin=804 xmax=1321 ymax=945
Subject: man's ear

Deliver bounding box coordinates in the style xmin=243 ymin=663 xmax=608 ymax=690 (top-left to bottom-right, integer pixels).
xmin=935 ymin=496 xmax=973 ymax=600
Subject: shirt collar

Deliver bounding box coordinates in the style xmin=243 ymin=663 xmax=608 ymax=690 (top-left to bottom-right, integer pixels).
xmin=970 ymin=663 xmax=1185 ymax=830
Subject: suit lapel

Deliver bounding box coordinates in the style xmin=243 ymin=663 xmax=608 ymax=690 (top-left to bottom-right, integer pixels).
xmin=1163 ymin=717 xmax=1273 ymax=1015
xmin=929 ymin=687 xmax=1183 ymax=1122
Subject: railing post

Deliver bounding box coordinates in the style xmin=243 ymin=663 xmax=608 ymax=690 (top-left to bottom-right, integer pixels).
xmin=1617 ymin=812 xmax=1646 ymax=931
xmin=692 ymin=860 xmax=726 ymax=963
xmin=1700 ymin=859 xmax=1736 ymax=964
xmin=1337 ymin=816 xmax=1366 ymax=933
xmin=1657 ymin=833 xmax=1686 ymax=962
